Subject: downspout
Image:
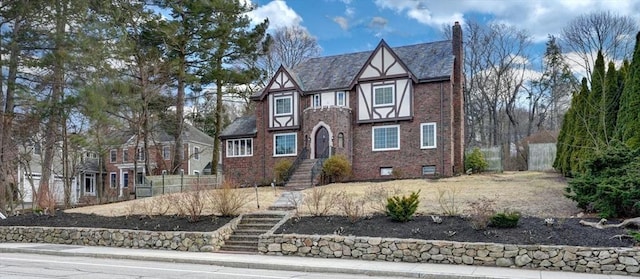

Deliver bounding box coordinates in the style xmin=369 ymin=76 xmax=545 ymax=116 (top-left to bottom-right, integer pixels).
xmin=262 ymin=101 xmax=266 ymax=182
xmin=440 ymin=83 xmax=445 ymax=175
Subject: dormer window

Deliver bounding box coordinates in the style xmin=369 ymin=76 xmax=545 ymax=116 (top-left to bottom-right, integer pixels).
xmin=373 ymin=85 xmax=394 ymax=106
xmin=275 ymin=96 xmax=292 ymax=115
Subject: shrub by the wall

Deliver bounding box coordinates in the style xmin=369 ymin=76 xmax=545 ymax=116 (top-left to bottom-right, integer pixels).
xmin=490 ymin=210 xmax=521 ymax=228
xmin=322 ymin=155 xmax=352 ymax=183
xmin=465 ymin=147 xmax=488 ymax=174
xmin=274 ymin=159 xmax=293 ymax=184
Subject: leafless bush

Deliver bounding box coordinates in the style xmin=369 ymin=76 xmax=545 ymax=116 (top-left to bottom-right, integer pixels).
xmin=437 ymin=185 xmax=460 ymax=216
xmin=466 ymin=196 xmax=496 ymax=230
xmin=165 ymin=193 xmax=186 ymax=217
xmin=152 ymin=195 xmax=172 ymax=216
xmin=124 ymin=202 xmax=138 ymax=218
xmin=139 ymin=199 xmax=156 ymax=218
xmin=336 ymin=191 xmax=366 ymax=223
xmin=304 ymin=187 xmax=339 ymax=216
xmin=179 ymin=189 xmax=205 ymax=222
xmin=364 ymin=184 xmax=401 ymax=213
xmin=207 ymin=180 xmax=252 ymax=217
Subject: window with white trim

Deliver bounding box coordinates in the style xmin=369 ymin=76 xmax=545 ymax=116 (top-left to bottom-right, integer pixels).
xmin=312 ymin=94 xmax=321 ymax=108
xmin=136 ymin=147 xmax=144 ymax=161
xmin=372 ymin=125 xmax=400 ymax=151
xmin=227 ymin=138 xmax=253 ymax=157
xmin=110 ymin=149 xmax=117 ymax=163
xmin=84 ymin=173 xmax=96 ymax=195
xmin=275 ymin=96 xmax=292 ymax=115
xmin=420 ymin=123 xmax=437 ymax=149
xmin=337 ymin=91 xmax=346 ymax=106
xmin=123 ymin=150 xmax=129 ymax=162
xmin=162 ymin=146 xmax=170 ymax=160
xmin=380 ymin=167 xmax=393 ymax=176
xmin=373 ymin=85 xmax=394 ymax=106
xmin=274 ymin=133 xmax=297 ymax=156
xmin=110 ymin=173 xmax=117 ymax=188
xmin=194 ymin=147 xmax=200 ymax=160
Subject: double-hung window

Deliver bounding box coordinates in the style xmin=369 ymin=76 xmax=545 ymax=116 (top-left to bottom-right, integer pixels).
xmin=373 ymin=85 xmax=394 ymax=106
xmin=275 ymin=96 xmax=292 ymax=115
xmin=227 ymin=138 xmax=253 ymax=157
xmin=421 ymin=123 xmax=437 ymax=149
xmin=109 ymin=149 xmax=117 ymax=163
xmin=312 ymin=94 xmax=321 ymax=108
xmin=336 ymin=91 xmax=346 ymax=106
xmin=274 ymin=133 xmax=297 ymax=156
xmin=110 ymin=173 xmax=117 ymax=188
xmin=194 ymin=147 xmax=200 ymax=160
xmin=372 ymin=125 xmax=400 ymax=151
xmin=162 ymin=146 xmax=170 ymax=160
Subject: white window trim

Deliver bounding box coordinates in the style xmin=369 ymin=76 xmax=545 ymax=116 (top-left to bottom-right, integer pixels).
xmin=162 ymin=146 xmax=171 ymax=160
xmin=109 ymin=149 xmax=117 ymax=163
xmin=122 ymin=149 xmax=129 ymax=162
xmin=136 ymin=146 xmax=144 ymax=161
xmin=380 ymin=167 xmax=393 ymax=176
xmin=110 ymin=172 xmax=117 ymax=188
xmin=194 ymin=146 xmax=200 ymax=160
xmin=84 ymin=173 xmax=96 ymax=195
xmin=312 ymin=94 xmax=321 ymax=108
xmin=274 ymin=95 xmax=293 ymax=116
xmin=226 ymin=138 xmax=253 ymax=157
xmin=373 ymin=85 xmax=394 ymax=107
xmin=420 ymin=123 xmax=437 ymax=149
xmin=372 ymin=125 xmax=400 ymax=151
xmin=337 ymin=91 xmax=346 ymax=107
xmin=273 ymin=133 xmax=297 ymax=157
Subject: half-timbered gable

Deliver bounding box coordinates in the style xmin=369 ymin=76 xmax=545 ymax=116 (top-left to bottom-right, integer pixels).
xmin=222 ymin=22 xmax=465 ymax=184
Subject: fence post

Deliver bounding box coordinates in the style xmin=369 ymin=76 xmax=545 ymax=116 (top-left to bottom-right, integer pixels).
xmin=180 ymin=169 xmax=184 ymax=192
xmin=162 ymin=172 xmax=165 ymax=195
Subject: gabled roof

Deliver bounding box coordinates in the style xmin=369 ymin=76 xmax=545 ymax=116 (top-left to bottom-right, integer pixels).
xmin=219 ymin=115 xmax=257 ymax=139
xmin=125 ymin=123 xmax=214 ymax=146
xmin=254 ymin=39 xmax=454 ymax=97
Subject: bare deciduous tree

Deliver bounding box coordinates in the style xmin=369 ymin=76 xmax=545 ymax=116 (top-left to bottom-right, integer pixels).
xmin=561 ymin=11 xmax=637 ymax=79
xmin=259 ymin=26 xmax=321 ymax=81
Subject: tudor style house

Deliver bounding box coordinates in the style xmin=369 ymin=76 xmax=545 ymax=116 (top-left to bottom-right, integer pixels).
xmin=221 ymin=22 xmax=464 ymax=184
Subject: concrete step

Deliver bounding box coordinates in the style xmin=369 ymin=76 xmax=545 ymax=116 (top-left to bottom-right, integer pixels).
xmin=227 ymin=235 xmax=259 ymax=242
xmin=233 ymin=229 xmax=270 ymax=236
xmin=239 ymin=218 xmax=282 ymax=224
xmin=224 ymin=240 xmax=258 ymax=246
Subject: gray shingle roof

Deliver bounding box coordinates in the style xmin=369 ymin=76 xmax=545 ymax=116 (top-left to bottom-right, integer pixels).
xmin=258 ymin=39 xmax=453 ymax=96
xmin=220 ymin=115 xmax=257 ymax=139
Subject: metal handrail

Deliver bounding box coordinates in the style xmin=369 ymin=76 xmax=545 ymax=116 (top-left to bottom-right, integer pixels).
xmin=310 ymin=146 xmax=332 ymax=185
xmin=283 ymin=147 xmax=309 ymax=184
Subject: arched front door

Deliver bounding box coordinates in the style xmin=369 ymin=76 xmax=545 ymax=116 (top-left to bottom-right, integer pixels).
xmin=315 ymin=126 xmax=329 ymax=158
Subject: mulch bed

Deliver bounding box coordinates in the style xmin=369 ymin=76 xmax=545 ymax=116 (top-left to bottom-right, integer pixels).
xmin=0 ymin=212 xmax=234 ymax=232
xmin=1 ymin=212 xmax=637 ymax=248
xmin=276 ymin=215 xmax=637 ymax=248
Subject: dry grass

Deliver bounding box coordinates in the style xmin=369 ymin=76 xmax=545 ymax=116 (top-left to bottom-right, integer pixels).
xmin=65 ymin=186 xmax=281 ymax=217
xmin=297 ymin=171 xmax=578 ymax=218
xmin=66 ymin=172 xmax=578 ymax=218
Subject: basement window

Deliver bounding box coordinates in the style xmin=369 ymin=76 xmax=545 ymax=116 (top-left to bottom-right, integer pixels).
xmin=422 ymin=165 xmax=436 ymax=175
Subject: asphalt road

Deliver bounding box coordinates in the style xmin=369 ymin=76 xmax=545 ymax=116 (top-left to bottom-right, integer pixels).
xmin=0 ymin=253 xmax=406 ymax=279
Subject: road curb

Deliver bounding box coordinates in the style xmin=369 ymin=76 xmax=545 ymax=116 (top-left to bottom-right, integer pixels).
xmin=0 ymin=246 xmax=509 ymax=279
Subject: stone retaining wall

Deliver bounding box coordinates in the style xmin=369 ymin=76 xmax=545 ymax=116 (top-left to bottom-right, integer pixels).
xmin=258 ymin=234 xmax=640 ymax=276
xmin=0 ymin=216 xmax=241 ymax=252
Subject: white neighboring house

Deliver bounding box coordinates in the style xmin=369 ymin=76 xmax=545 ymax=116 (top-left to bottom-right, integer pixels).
xmin=16 ymin=141 xmax=99 ymax=206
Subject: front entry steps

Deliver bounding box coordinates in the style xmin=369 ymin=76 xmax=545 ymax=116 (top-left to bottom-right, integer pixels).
xmin=219 ymin=212 xmax=286 ymax=253
xmin=285 ymin=159 xmax=318 ymax=190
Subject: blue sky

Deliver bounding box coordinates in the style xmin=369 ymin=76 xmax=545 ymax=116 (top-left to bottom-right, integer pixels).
xmin=247 ymin=0 xmax=640 ymax=64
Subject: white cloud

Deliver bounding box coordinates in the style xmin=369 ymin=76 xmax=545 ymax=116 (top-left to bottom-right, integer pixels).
xmin=373 ymin=0 xmax=640 ymax=43
xmin=333 ymin=16 xmax=349 ymax=30
xmin=247 ymin=0 xmax=302 ymax=30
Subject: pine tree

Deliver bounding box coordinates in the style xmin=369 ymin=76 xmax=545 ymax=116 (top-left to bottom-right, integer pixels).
xmin=617 ymin=32 xmax=640 ymax=148
xmin=589 ymin=51 xmax=606 ymax=147
xmin=603 ymin=61 xmax=622 ymax=142
xmin=569 ymin=79 xmax=591 ymax=174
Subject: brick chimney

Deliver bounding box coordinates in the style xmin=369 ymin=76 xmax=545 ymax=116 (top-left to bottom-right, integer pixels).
xmin=452 ymin=21 xmax=464 ymax=174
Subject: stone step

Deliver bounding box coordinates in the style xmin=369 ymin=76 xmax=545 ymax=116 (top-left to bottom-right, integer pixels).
xmin=219 ymin=244 xmax=258 ymax=253
xmin=236 ymin=224 xmax=275 ymax=230
xmin=227 ymin=235 xmax=259 ymax=242
xmin=233 ymin=229 xmax=269 ymax=235
xmin=224 ymin=239 xmax=258 ymax=246
xmin=239 ymin=218 xmax=282 ymax=225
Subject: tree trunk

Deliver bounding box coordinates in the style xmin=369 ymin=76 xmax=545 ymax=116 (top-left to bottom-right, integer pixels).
xmin=173 ymin=52 xmax=186 ymax=174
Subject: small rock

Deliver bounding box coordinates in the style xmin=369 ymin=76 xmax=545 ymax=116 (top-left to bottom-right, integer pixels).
xmin=496 ymin=258 xmax=513 ymax=267
xmin=515 ymin=254 xmax=532 ymax=267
